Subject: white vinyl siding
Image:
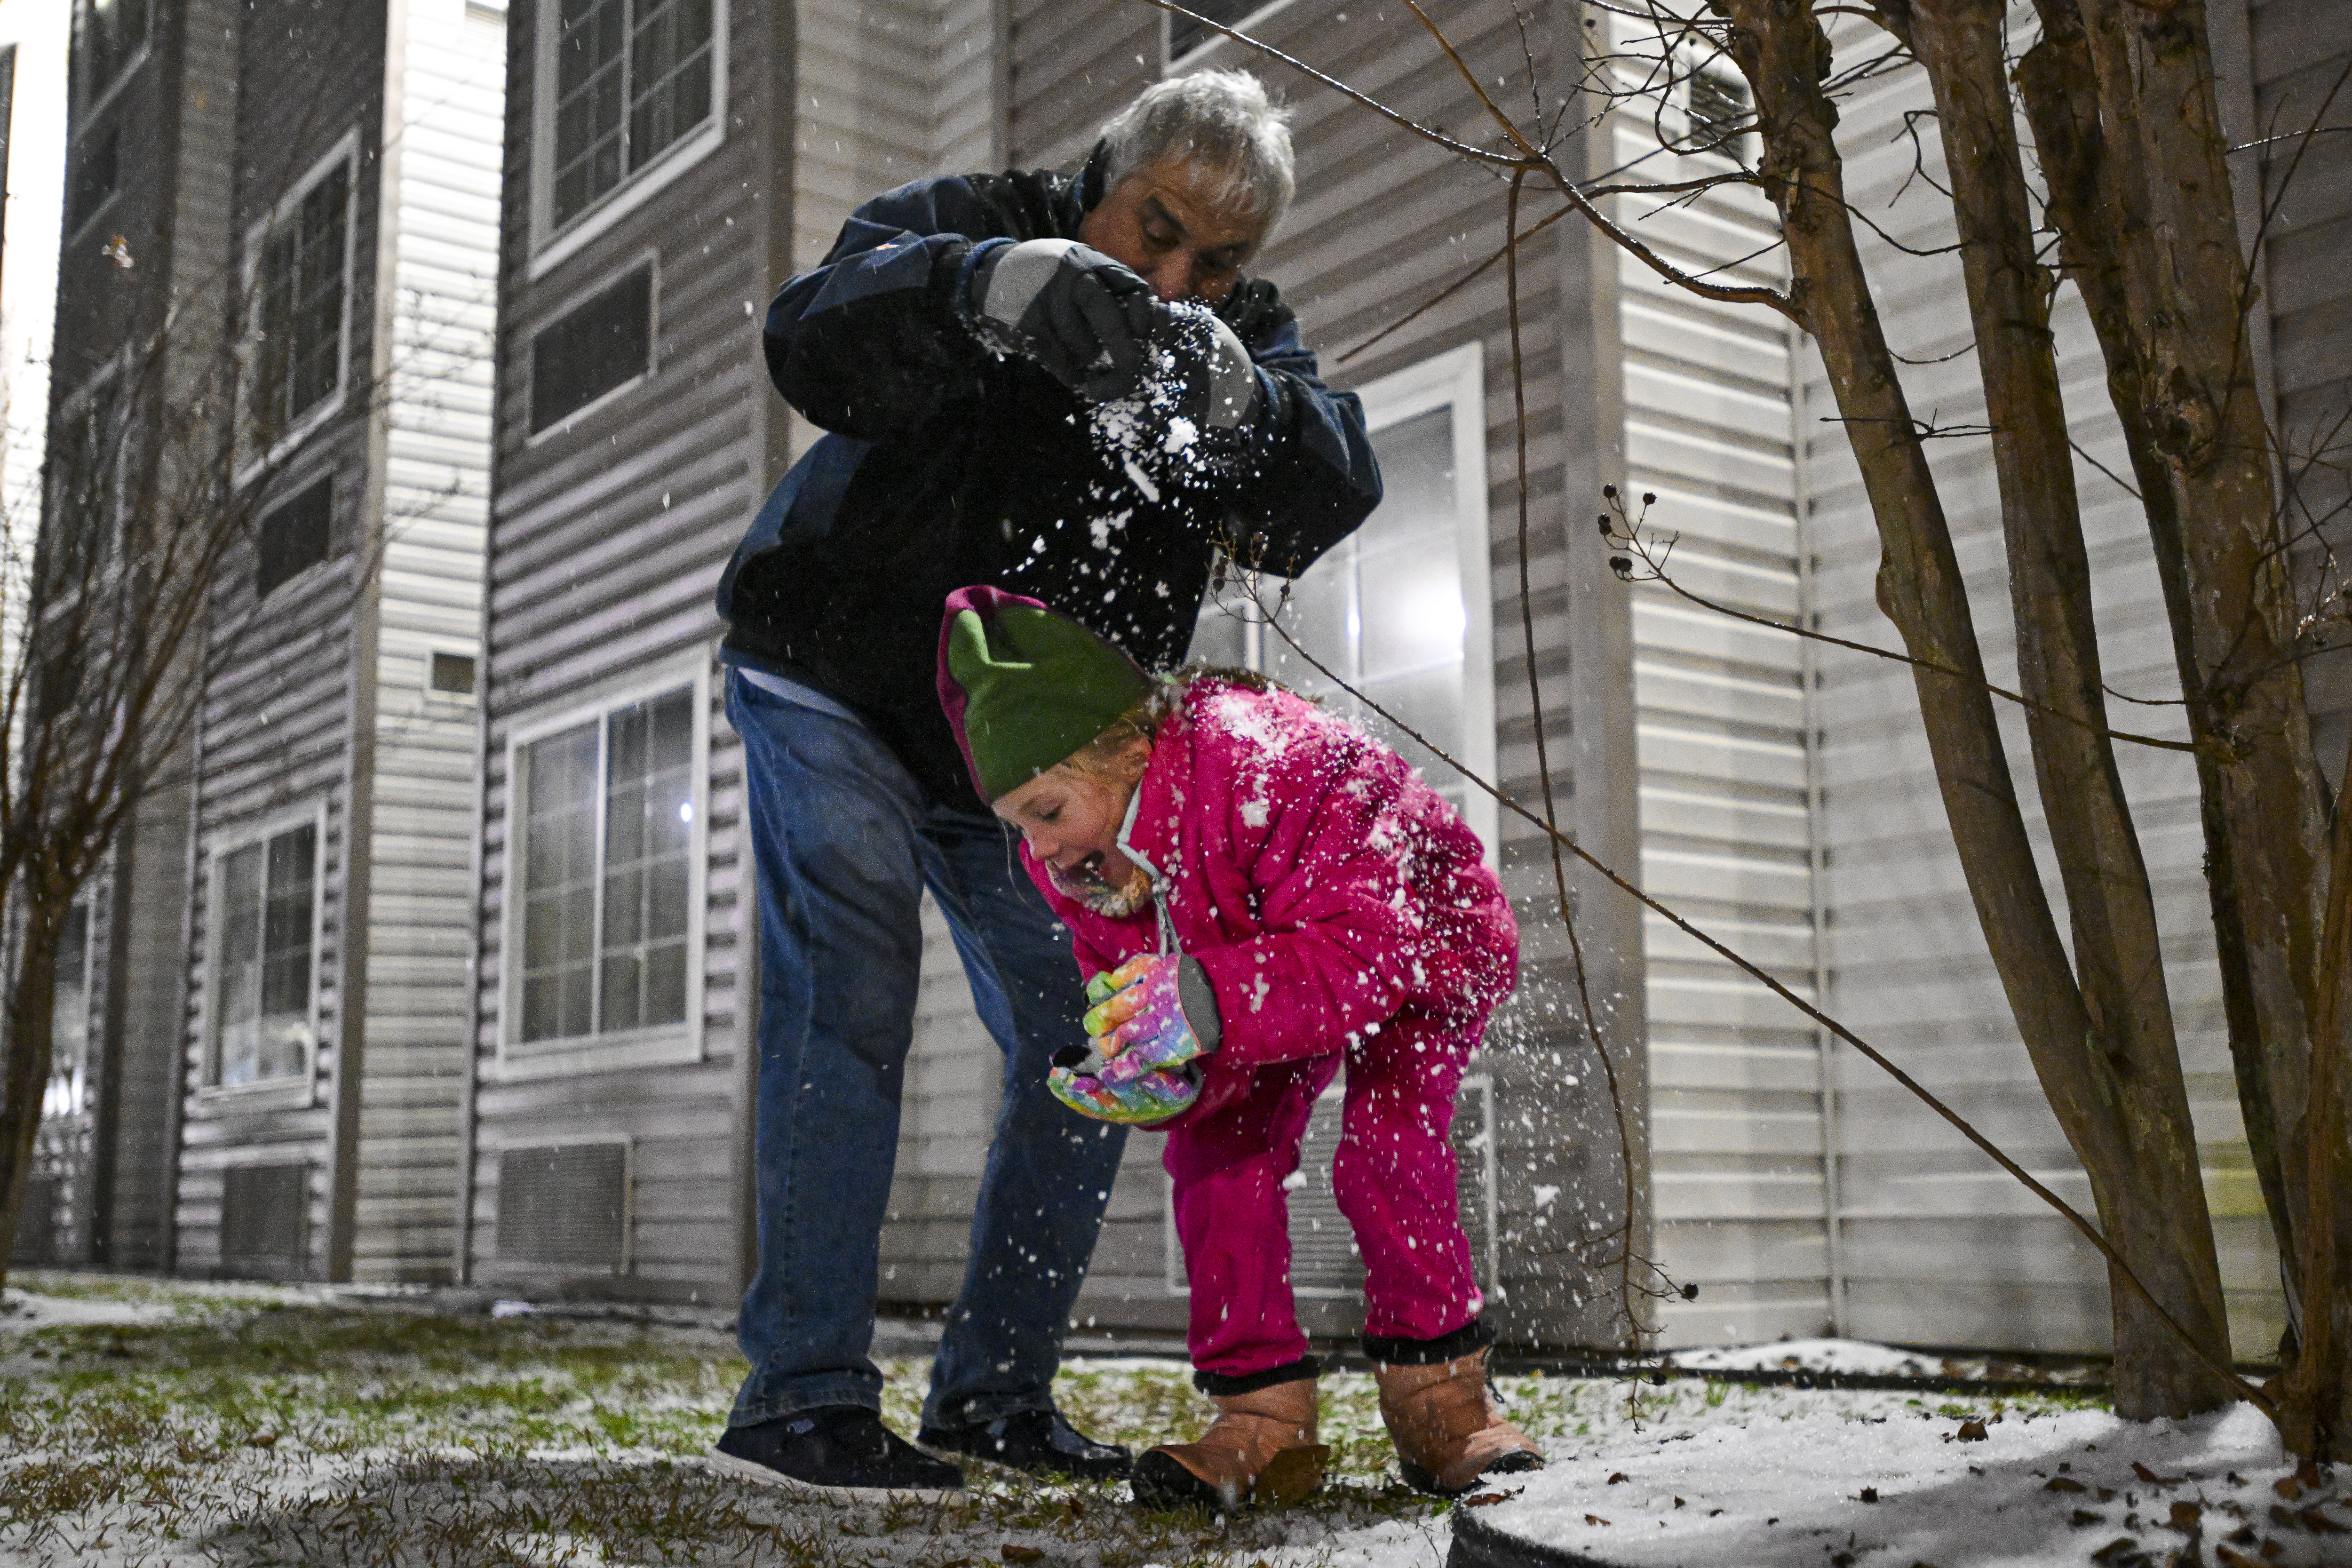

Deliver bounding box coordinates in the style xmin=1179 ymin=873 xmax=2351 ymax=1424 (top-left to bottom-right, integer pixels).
xmin=1600 ymin=9 xmax=1830 ymax=1348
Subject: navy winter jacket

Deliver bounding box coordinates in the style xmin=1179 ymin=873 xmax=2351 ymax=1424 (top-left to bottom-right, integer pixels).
xmin=716 ymin=152 xmax=1383 ymax=810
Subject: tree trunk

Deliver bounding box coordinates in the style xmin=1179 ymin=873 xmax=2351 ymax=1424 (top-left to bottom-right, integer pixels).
xmin=1905 ymin=0 xmax=2233 ymax=1415
xmin=2017 ymin=4 xmax=2300 ymax=1329
xmin=0 ymin=890 xmax=71 ymax=1294
xmin=1715 ymin=0 xmax=2238 ymax=1419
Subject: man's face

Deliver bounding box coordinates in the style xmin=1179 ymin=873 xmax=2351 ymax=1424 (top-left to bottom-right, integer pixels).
xmin=1078 ymin=157 xmax=1267 ymax=306
xmin=993 ymin=743 xmax=1153 ymax=914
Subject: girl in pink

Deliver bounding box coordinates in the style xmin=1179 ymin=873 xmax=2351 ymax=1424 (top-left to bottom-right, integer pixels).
xmin=937 ymin=586 xmax=1543 ymax=1509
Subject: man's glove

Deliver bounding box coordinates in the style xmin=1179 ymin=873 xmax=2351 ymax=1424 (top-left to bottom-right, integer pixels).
xmin=1150 ymin=304 xmax=1263 ymax=435
xmin=968 ymin=239 xmax=1157 ymax=401
xmin=1080 ymin=953 xmax=1220 ymax=1087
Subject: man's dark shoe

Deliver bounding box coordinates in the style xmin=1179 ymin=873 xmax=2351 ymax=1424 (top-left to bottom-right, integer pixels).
xmin=919 ymin=1408 xmax=1133 ymax=1480
xmin=709 ymin=1405 xmax=964 ymax=1496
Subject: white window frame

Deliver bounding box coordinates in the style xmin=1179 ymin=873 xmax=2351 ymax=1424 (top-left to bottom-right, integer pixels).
xmin=239 ymin=132 xmax=361 ymax=476
xmin=496 ymin=653 xmax=711 ymax=1079
xmin=70 ymin=0 xmax=152 ymax=130
xmin=1220 ymin=341 xmax=1497 ymax=858
xmin=1162 ymin=0 xmax=1299 ymax=71
xmin=521 ymin=251 xmax=662 ymax=447
xmin=528 ymin=0 xmax=728 ymax=281
xmin=199 ymin=800 xmax=330 ymax=1106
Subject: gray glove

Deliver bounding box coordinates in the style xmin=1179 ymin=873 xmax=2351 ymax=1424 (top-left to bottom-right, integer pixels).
xmin=1153 ymin=304 xmax=1263 ymax=434
xmin=968 ymin=239 xmax=1158 ymax=401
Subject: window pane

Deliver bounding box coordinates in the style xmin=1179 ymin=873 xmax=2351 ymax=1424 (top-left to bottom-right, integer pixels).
xmin=1356 ymin=407 xmax=1455 ymax=553
xmin=628 ymin=0 xmax=714 ymax=172
xmin=255 ymin=162 xmax=349 ymax=438
xmin=552 ymin=0 xmax=628 ymax=226
xmin=528 ymin=265 xmax=653 ymax=433
xmin=600 ymin=688 xmax=692 ymax=1033
xmin=216 ymin=843 xmax=265 ymax=1086
xmin=519 ymin=722 xmax=600 ymax=1043
xmin=1357 ymin=544 xmax=1463 ymax=683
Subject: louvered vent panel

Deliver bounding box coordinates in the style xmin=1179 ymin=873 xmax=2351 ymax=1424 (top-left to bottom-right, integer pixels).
xmin=9 ymin=1175 xmax=59 ymax=1266
xmin=497 ymin=1143 xmax=629 ymax=1269
xmin=220 ymin=1163 xmax=308 ymax=1277
xmin=1169 ymin=1075 xmax=1495 ymax=1299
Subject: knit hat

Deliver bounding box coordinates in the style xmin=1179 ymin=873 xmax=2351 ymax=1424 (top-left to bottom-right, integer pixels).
xmin=938 ymin=586 xmax=1154 ymax=803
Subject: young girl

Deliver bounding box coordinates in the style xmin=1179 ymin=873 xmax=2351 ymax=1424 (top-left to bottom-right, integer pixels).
xmin=937 ymin=586 xmax=1543 ymax=1508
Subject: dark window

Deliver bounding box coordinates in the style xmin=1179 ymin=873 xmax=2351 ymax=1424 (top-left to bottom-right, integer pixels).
xmin=254 ymin=160 xmax=351 ymax=442
xmin=72 ymin=0 xmax=149 ymax=114
xmin=1168 ymin=0 xmax=1263 ymax=61
xmin=529 ymin=264 xmax=653 ymax=433
xmin=67 ymin=122 xmax=119 ymax=233
xmin=549 ymin=0 xmax=715 ymax=230
xmin=429 ymin=651 xmax=477 ymax=696
xmin=48 ymin=391 xmax=121 ymax=594
xmin=256 ymin=478 xmax=332 ymax=598
xmin=1687 ymin=71 xmax=1750 ymax=150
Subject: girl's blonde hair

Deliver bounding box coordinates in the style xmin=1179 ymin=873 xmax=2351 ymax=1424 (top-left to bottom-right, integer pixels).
xmin=1061 ymin=664 xmax=1278 ymax=780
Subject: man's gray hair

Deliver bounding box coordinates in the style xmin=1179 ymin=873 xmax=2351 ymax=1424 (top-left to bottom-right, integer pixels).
xmin=1099 ymin=70 xmax=1296 ymax=234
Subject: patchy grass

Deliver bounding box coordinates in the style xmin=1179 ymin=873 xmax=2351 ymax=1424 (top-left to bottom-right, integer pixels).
xmin=0 ymin=1279 xmax=2101 ymax=1568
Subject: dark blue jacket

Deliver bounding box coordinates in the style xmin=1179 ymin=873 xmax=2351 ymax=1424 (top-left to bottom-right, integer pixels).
xmin=717 ymin=152 xmax=1382 ymax=809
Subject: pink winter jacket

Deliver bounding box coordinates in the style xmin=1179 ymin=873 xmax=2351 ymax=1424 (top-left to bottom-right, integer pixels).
xmin=1023 ymin=677 xmax=1519 ymax=1067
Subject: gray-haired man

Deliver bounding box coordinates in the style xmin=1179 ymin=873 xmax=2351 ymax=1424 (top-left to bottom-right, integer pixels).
xmin=709 ymin=71 xmax=1381 ymax=1496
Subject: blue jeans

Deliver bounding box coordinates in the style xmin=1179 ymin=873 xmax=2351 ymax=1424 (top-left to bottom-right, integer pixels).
xmin=725 ymin=671 xmax=1129 ymax=1430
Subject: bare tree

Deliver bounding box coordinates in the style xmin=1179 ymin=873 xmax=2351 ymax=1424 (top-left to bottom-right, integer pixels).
xmin=1152 ymin=0 xmax=2350 ymax=1454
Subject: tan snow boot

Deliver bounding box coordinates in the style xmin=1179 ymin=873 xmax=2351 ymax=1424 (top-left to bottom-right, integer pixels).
xmin=1375 ymin=1347 xmax=1544 ymax=1496
xmin=1129 ymin=1377 xmax=1328 ymax=1511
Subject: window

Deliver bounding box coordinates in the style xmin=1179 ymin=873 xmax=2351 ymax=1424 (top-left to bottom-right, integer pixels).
xmin=529 ymin=263 xmax=654 ymax=433
xmin=46 ymin=378 xmax=125 ymax=597
xmin=209 ymin=819 xmax=319 ymax=1089
xmin=256 ymin=477 xmax=332 ymax=598
xmin=67 ymin=123 xmax=119 ymax=235
xmin=1167 ymin=0 xmax=1291 ymax=64
xmin=545 ymin=0 xmax=716 ymax=233
xmin=429 ymin=651 xmax=478 ymax=697
xmin=514 ymin=685 xmax=695 ymax=1047
xmin=72 ymin=0 xmax=149 ymax=117
xmin=251 ymin=151 xmax=353 ymax=448
xmin=1192 ymin=342 xmax=1496 ymax=852
xmin=43 ymin=901 xmax=92 ymax=1123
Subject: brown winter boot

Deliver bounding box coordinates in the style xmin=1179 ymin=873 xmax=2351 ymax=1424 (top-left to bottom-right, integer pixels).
xmin=1129 ymin=1377 xmax=1328 ymax=1511
xmin=1375 ymin=1346 xmax=1544 ymax=1496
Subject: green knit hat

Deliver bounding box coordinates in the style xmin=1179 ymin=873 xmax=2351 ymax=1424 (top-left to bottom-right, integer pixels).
xmin=937 ymin=586 xmax=1154 ymax=802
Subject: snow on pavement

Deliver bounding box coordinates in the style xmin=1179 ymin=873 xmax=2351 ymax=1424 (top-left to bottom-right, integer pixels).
xmin=1474 ymin=1396 xmax=2347 ymax=1567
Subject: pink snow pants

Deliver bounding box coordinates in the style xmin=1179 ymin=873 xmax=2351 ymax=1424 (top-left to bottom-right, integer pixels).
xmin=1163 ymin=1007 xmax=1487 ymax=1379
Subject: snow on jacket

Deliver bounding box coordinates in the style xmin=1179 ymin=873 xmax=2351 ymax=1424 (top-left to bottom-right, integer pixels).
xmin=716 ymin=147 xmax=1384 ymax=810
xmin=1025 ymin=677 xmax=1519 ymax=1066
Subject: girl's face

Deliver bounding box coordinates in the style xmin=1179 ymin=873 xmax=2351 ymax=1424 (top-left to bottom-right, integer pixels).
xmin=993 ymin=739 xmax=1153 ymax=914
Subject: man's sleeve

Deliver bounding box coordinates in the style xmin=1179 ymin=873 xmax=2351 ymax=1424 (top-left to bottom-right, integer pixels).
xmin=1224 ymin=288 xmax=1385 ymax=578
xmin=762 ymin=176 xmax=1011 ymax=439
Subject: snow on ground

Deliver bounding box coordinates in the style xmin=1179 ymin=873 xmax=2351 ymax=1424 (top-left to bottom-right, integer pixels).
xmin=0 ymin=1275 xmax=2330 ymax=1568
xmin=1473 ymin=1395 xmax=2347 ymax=1568
xmin=1665 ymin=1338 xmax=2103 ymax=1385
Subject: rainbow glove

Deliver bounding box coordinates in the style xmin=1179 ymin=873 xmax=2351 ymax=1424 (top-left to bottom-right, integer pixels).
xmin=1081 ymin=954 xmax=1218 ymax=1086
xmin=1047 ymin=1057 xmax=1202 ymax=1125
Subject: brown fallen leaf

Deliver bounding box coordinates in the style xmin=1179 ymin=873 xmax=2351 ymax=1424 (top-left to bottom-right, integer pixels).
xmin=2071 ymin=1511 xmax=2106 ymax=1528
xmin=1001 ymin=1547 xmax=1043 ymax=1565
xmin=2047 ymin=1477 xmax=2089 ymax=1493
xmin=2169 ymin=1502 xmax=2203 ymax=1533
xmin=2297 ymin=1459 xmax=2323 ymax=1489
xmin=1607 ymin=1472 xmax=1630 ymax=1485
xmin=2090 ymin=1538 xmax=2142 ymax=1563
xmin=2134 ymin=1461 xmax=2185 ymax=1486
xmin=1461 ymin=1493 xmax=1508 ymax=1508
xmin=2214 ymin=1547 xmax=2263 ymax=1568
xmin=1956 ymin=1419 xmax=1988 ymax=1442
xmin=2269 ymin=1504 xmax=2300 ymax=1530
xmin=2272 ymin=1476 xmax=2305 ymax=1502
xmin=2261 ymin=1540 xmax=2283 ymax=1560
xmin=1857 ymin=1488 xmax=1880 ymax=1504
xmin=2299 ymin=1505 xmax=2348 ymax=1534
xmin=1584 ymin=1514 xmax=1612 ymax=1527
